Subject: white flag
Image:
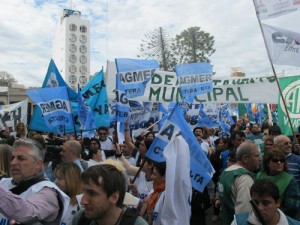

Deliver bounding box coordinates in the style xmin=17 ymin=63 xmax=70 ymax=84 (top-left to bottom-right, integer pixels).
xmin=253 ymin=0 xmax=300 ymax=20
xmin=262 ymin=23 xmax=300 ymax=67
xmin=153 ymin=135 xmax=192 ymax=225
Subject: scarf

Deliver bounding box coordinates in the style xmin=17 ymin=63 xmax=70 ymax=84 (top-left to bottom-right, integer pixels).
xmin=147 ymin=182 xmax=166 ymax=214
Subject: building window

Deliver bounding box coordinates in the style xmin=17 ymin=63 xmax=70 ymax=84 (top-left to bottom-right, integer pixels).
xmin=69 ymin=54 xmax=77 ymax=63
xmin=80 ymin=35 xmax=87 ymax=43
xmin=69 ymin=44 xmax=77 ymax=53
xmin=79 ymin=65 xmax=87 ymax=74
xmin=69 ymin=65 xmax=77 ymax=73
xmin=79 ymin=55 xmax=87 ymax=63
xmin=69 ymin=34 xmax=77 ymax=42
xmin=79 ymin=45 xmax=87 ymax=53
xmin=80 ymin=25 xmax=87 ymax=33
xmin=69 ymin=24 xmax=77 ymax=31
xmin=69 ymin=75 xmax=77 ymax=84
xmin=79 ymin=76 xmax=87 ymax=85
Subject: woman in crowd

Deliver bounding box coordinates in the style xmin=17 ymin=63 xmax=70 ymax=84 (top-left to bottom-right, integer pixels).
xmin=0 ymin=144 xmax=13 ymax=179
xmin=88 ymin=145 xmax=103 ymax=165
xmin=89 ymin=138 xmax=106 ymax=161
xmin=263 ymin=136 xmax=275 ymax=153
xmin=256 ymin=148 xmax=300 ymax=219
xmin=54 ymin=162 xmax=83 ymax=225
xmin=12 ymin=122 xmax=27 ymax=138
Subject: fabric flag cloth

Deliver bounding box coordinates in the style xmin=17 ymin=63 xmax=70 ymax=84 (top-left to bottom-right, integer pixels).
xmin=27 ymin=86 xmax=74 ymax=132
xmin=175 ymin=62 xmax=213 ymax=100
xmin=261 ymin=23 xmax=300 ymax=67
xmin=153 ymin=135 xmax=192 ymax=225
xmin=253 ymin=0 xmax=300 ymax=20
xmin=114 ymin=74 xmax=130 ymax=123
xmin=146 ymin=104 xmax=214 ymax=192
xmin=81 ymin=69 xmax=110 ymax=128
xmin=77 ymin=84 xmax=96 ymax=131
xmin=115 ymin=58 xmax=159 ymax=98
xmin=197 ymin=102 xmax=218 ymax=128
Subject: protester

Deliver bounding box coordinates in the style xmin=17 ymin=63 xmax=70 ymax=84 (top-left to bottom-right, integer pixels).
xmin=231 ymin=179 xmax=299 ymax=225
xmin=61 ymin=140 xmax=91 ymax=172
xmin=218 ymin=140 xmax=261 ymax=225
xmin=0 ymin=138 xmax=69 ymax=225
xmin=263 ymin=136 xmax=275 ymax=153
xmin=70 ymin=164 xmax=148 ymax=225
xmin=256 ymin=148 xmax=300 ymax=219
xmin=88 ymin=138 xmax=105 ymax=163
xmin=97 ymin=126 xmax=115 ymax=158
xmin=11 ymin=122 xmax=27 ymax=139
xmin=54 ymin=162 xmax=83 ymax=225
xmin=0 ymin=144 xmax=13 ymax=179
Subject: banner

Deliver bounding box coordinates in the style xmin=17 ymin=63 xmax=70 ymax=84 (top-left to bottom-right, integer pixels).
xmin=27 ymin=87 xmax=74 ymax=131
xmin=278 ymin=75 xmax=300 ymax=136
xmin=175 ymin=62 xmax=213 ymax=99
xmin=253 ymin=0 xmax=300 ymax=20
xmin=106 ymin=63 xmax=279 ymax=104
xmin=262 ymin=23 xmax=300 ymax=67
xmin=0 ymin=99 xmax=28 ymax=130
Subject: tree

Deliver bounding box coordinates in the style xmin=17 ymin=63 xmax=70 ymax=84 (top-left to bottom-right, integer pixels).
xmin=138 ymin=27 xmax=176 ymax=71
xmin=172 ymin=26 xmax=215 ymax=64
xmin=0 ymin=71 xmax=17 ymax=87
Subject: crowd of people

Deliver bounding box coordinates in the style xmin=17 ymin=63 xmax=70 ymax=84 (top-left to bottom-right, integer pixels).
xmin=0 ymin=115 xmax=299 ymax=225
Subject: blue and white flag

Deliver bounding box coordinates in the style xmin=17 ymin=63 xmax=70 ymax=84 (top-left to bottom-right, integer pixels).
xmin=114 ymin=74 xmax=130 ymax=123
xmin=81 ymin=69 xmax=110 ymax=128
xmin=115 ymin=58 xmax=159 ymax=98
xmin=175 ymin=62 xmax=213 ymax=99
xmin=197 ymin=102 xmax=218 ymax=128
xmin=27 ymin=86 xmax=74 ymax=130
xmin=146 ymin=104 xmax=214 ymax=192
xmin=78 ymin=84 xmax=95 ymax=130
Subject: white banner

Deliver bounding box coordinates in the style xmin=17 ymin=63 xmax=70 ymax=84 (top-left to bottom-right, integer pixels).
xmin=262 ymin=23 xmax=300 ymax=67
xmin=106 ymin=61 xmax=279 ymax=104
xmin=0 ymin=99 xmax=28 ymax=130
xmin=253 ymin=0 xmax=300 ymax=20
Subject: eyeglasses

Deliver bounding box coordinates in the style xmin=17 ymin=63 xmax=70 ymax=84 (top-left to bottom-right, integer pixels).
xmin=99 ymin=133 xmax=107 ymax=135
xmin=271 ymin=158 xmax=285 ymax=163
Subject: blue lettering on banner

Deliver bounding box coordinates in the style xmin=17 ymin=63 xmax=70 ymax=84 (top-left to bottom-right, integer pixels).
xmin=0 ymin=218 xmax=9 ymax=225
xmin=190 ymin=170 xmax=204 ymax=185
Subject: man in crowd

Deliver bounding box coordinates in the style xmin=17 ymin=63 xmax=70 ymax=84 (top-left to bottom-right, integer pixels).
xmin=71 ymin=164 xmax=148 ymax=225
xmin=61 ymin=140 xmax=90 ymax=172
xmin=218 ymin=140 xmax=261 ymax=225
xmin=274 ymin=135 xmax=300 ymax=188
xmin=0 ymin=139 xmax=69 ymax=225
xmin=97 ymin=127 xmax=115 ymax=158
xmin=231 ymin=179 xmax=299 ymax=225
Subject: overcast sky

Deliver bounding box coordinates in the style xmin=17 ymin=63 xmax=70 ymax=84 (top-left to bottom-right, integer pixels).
xmin=0 ymin=0 xmax=299 ymax=88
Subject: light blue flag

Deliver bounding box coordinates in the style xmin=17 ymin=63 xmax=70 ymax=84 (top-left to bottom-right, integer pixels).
xmin=114 ymin=74 xmax=130 ymax=123
xmin=158 ymin=103 xmax=168 ymax=129
xmin=115 ymin=58 xmax=159 ymax=98
xmin=146 ymin=104 xmax=214 ymax=192
xmin=27 ymin=87 xmax=74 ymax=131
xmin=78 ymin=84 xmax=96 ymax=130
xmin=81 ymin=69 xmax=110 ymax=128
xmin=29 ymin=59 xmax=77 ymax=133
xmin=197 ymin=102 xmax=218 ymax=128
xmin=175 ymin=62 xmax=213 ymax=99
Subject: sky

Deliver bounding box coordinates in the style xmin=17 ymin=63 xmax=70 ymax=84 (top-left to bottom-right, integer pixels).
xmin=0 ymin=0 xmax=300 ymax=88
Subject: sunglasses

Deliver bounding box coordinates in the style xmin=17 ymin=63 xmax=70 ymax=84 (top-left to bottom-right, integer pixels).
xmin=271 ymin=158 xmax=285 ymax=163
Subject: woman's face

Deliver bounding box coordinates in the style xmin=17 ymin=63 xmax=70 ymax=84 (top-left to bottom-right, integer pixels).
xmin=264 ymin=141 xmax=274 ymax=151
xmin=146 ymin=134 xmax=154 ymax=140
xmin=217 ymin=140 xmax=227 ymax=151
xmin=139 ymin=140 xmax=147 ymax=154
xmin=150 ymin=167 xmax=165 ymax=187
xmin=268 ymin=158 xmax=285 ymax=176
xmin=55 ymin=171 xmax=67 ymax=192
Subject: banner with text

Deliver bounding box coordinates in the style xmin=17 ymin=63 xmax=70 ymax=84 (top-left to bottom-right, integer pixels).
xmin=0 ymin=99 xmax=28 ymax=130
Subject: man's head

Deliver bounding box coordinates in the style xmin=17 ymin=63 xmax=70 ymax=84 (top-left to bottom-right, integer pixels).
xmin=250 ymin=180 xmax=280 ymax=224
xmin=236 ymin=140 xmax=260 ymax=171
xmin=268 ymin=125 xmax=281 ymax=138
xmin=61 ymin=140 xmax=82 ymax=162
xmin=10 ymin=139 xmax=44 ymax=184
xmin=80 ymin=164 xmax=126 ymax=220
xmin=230 ymin=131 xmax=245 ymax=148
xmin=252 ymin=124 xmax=261 ymax=135
xmin=274 ymin=135 xmax=292 ymax=155
xmin=97 ymin=127 xmax=109 ymax=142
xmin=90 ymin=138 xmax=101 ymax=151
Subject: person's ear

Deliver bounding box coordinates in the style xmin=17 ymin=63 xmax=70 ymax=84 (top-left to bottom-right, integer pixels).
xmin=109 ymin=191 xmax=120 ymax=204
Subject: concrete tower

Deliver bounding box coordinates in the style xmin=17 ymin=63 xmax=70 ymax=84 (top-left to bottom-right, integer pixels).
xmin=52 ymin=9 xmax=90 ymax=92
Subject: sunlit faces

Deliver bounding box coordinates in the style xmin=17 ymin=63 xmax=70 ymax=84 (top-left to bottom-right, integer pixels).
xmin=251 ymin=193 xmax=280 ymax=224
xmin=10 ymin=146 xmax=42 ymax=183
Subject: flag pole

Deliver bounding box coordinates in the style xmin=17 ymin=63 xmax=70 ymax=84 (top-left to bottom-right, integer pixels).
xmin=252 ymin=0 xmax=295 ymax=136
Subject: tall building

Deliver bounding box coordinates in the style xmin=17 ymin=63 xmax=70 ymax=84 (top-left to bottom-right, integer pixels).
xmin=52 ymin=9 xmax=90 ymax=92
